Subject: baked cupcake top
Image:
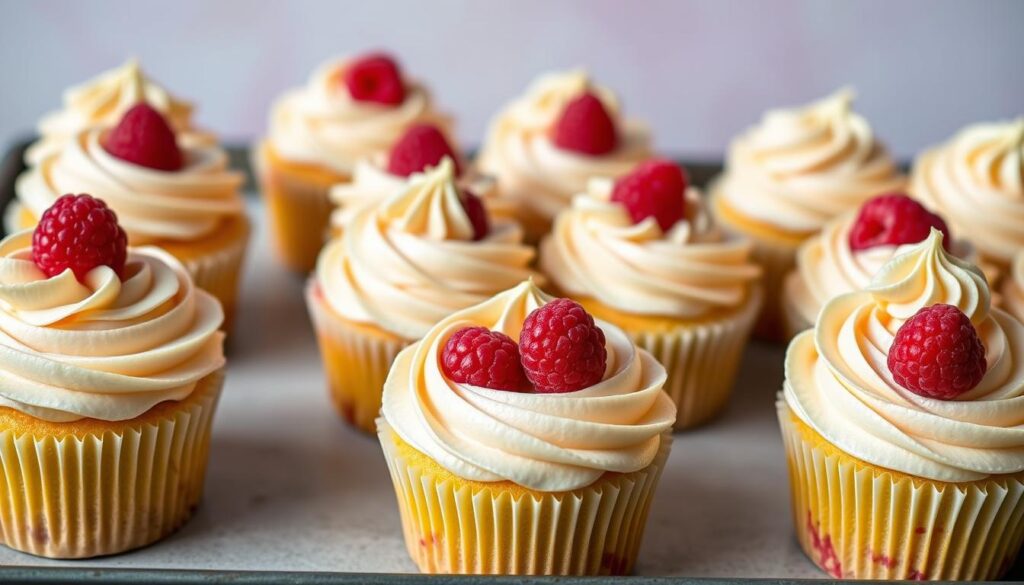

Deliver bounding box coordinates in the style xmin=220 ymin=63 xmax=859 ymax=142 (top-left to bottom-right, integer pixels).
xmin=911 ymin=118 xmax=1024 ymax=266
xmin=25 ymin=60 xmax=206 ymax=167
xmin=783 ymin=229 xmax=1024 ymax=481
xmin=380 ymin=280 xmax=676 ymax=491
xmin=541 ymin=160 xmax=760 ymax=319
xmin=267 ymin=53 xmax=451 ymax=175
xmin=477 ymin=69 xmax=652 ymax=222
xmin=16 ymin=104 xmax=245 ymax=245
xmin=787 ymin=193 xmax=972 ymax=327
xmin=715 ymin=89 xmax=904 ymax=234
xmin=314 ymin=158 xmax=538 ymax=340
xmin=0 ymin=195 xmax=224 ymax=422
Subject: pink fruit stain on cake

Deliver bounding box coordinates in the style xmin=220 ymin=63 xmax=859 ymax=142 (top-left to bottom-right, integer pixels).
xmin=387 ymin=123 xmax=461 ymax=177
xmin=887 ymin=304 xmax=987 ymax=400
xmin=848 ymin=193 xmax=951 ymax=252
xmin=869 ymin=551 xmax=898 ymax=569
xmin=914 ymin=526 xmax=927 ymax=535
xmin=418 ymin=533 xmax=439 ymax=548
xmin=610 ymin=159 xmax=688 ymax=232
xmin=551 ymin=91 xmax=618 ymax=156
xmin=343 ymin=52 xmax=405 ymax=106
xmin=907 ymin=568 xmax=928 ymax=580
xmin=102 ymin=103 xmax=184 ymax=171
xmin=805 ymin=513 xmax=842 ymax=578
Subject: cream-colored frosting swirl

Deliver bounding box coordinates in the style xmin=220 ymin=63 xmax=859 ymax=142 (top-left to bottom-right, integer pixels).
xmin=477 ymin=70 xmax=652 ymax=222
xmin=1001 ymin=250 xmax=1024 ymax=325
xmin=267 ymin=56 xmax=451 ymax=175
xmin=911 ymin=119 xmax=1024 ymax=267
xmin=783 ymin=229 xmax=1024 ymax=481
xmin=26 ymin=60 xmax=207 ymax=166
xmin=714 ymin=89 xmax=904 ymax=233
xmin=541 ymin=179 xmax=761 ymax=318
xmin=381 ymin=280 xmax=676 ymax=491
xmin=315 ymin=159 xmax=538 ymax=340
xmin=0 ymin=230 xmax=225 ymax=422
xmin=16 ymin=128 xmax=245 ymax=244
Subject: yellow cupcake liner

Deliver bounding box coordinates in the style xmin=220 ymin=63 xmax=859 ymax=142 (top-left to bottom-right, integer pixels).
xmin=778 ymin=402 xmax=1024 ymax=580
xmin=306 ymin=283 xmax=411 ymax=433
xmin=377 ymin=421 xmax=672 ymax=575
xmin=0 ymin=370 xmax=224 ymax=559
xmin=175 ymin=219 xmax=249 ymax=333
xmin=253 ymin=142 xmax=345 ymax=274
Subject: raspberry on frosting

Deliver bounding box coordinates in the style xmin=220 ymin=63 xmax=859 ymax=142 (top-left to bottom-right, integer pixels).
xmin=887 ymin=304 xmax=987 ymax=400
xmin=441 ymin=326 xmax=527 ymax=391
xmin=520 ymin=298 xmax=607 ymax=393
xmin=848 ymin=193 xmax=950 ymax=252
xmin=102 ymin=103 xmax=184 ymax=171
xmin=387 ymin=124 xmax=461 ymax=177
xmin=610 ymin=159 xmax=689 ymax=232
xmin=343 ymin=52 xmax=405 ymax=106
xmin=551 ymin=92 xmax=618 ymax=156
xmin=32 ymin=193 xmax=128 ymax=282
xmin=460 ymin=188 xmax=489 ymax=241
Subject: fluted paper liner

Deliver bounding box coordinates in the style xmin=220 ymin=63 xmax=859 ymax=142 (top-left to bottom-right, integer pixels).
xmin=377 ymin=422 xmax=671 ymax=575
xmin=778 ymin=401 xmax=1024 ymax=580
xmin=0 ymin=370 xmax=224 ymax=559
xmin=624 ymin=286 xmax=762 ymax=430
xmin=306 ymin=282 xmax=410 ymax=433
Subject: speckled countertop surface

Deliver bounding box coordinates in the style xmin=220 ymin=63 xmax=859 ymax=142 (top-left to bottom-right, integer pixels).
xmin=0 ymin=202 xmax=826 ymax=578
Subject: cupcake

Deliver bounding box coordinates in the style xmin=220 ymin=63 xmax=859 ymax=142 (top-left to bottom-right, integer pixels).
xmin=779 ymin=229 xmax=1024 ymax=579
xmin=477 ymin=69 xmax=652 ymax=243
xmin=12 ymin=104 xmax=249 ymax=327
xmin=710 ymin=89 xmax=905 ymax=340
xmin=540 ymin=159 xmax=762 ymax=429
xmin=0 ymin=194 xmax=225 ymax=558
xmin=911 ymin=118 xmax=1024 ymax=276
xmin=23 ymin=59 xmax=210 ymax=167
xmin=306 ymin=158 xmax=538 ymax=432
xmin=256 ymin=52 xmax=452 ymax=273
xmin=782 ymin=192 xmax=976 ymax=337
xmin=377 ymin=280 xmax=676 ymax=574
xmin=1001 ymin=250 xmax=1024 ymax=324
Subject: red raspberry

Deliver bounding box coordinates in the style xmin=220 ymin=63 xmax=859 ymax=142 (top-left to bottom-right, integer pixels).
xmin=610 ymin=159 xmax=689 ymax=232
xmin=387 ymin=123 xmax=461 ymax=177
xmin=32 ymin=193 xmax=128 ymax=282
xmin=102 ymin=103 xmax=184 ymax=171
xmin=519 ymin=298 xmax=607 ymax=393
xmin=848 ymin=193 xmax=950 ymax=252
xmin=460 ymin=188 xmax=489 ymax=241
xmin=551 ymin=92 xmax=618 ymax=156
xmin=887 ymin=304 xmax=987 ymax=400
xmin=441 ymin=326 xmax=527 ymax=391
xmin=343 ymin=53 xmax=405 ymax=106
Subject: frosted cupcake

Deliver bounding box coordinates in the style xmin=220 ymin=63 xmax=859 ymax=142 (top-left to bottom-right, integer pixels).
xmin=779 ymin=229 xmax=1024 ymax=579
xmin=710 ymin=89 xmax=904 ymax=340
xmin=12 ymin=104 xmax=248 ymax=327
xmin=24 ymin=59 xmax=210 ymax=167
xmin=0 ymin=194 xmax=225 ymax=558
xmin=782 ymin=193 xmax=975 ymax=337
xmin=541 ymin=160 xmax=762 ymax=428
xmin=378 ymin=280 xmax=676 ymax=574
xmin=911 ymin=118 xmax=1024 ymax=276
xmin=256 ymin=52 xmax=452 ymax=272
xmin=307 ymin=158 xmax=537 ymax=432
xmin=1001 ymin=250 xmax=1024 ymax=324
xmin=477 ymin=69 xmax=652 ymax=243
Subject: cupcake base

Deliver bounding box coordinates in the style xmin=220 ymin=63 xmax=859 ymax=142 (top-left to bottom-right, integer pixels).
xmin=306 ymin=281 xmax=410 ymax=433
xmin=377 ymin=421 xmax=672 ymax=575
xmin=0 ymin=370 xmax=224 ymax=559
xmin=778 ymin=401 xmax=1024 ymax=580
xmin=254 ymin=141 xmax=348 ymax=274
xmin=780 ymin=272 xmax=815 ymax=340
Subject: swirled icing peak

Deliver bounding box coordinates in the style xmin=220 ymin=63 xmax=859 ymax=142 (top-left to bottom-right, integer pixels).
xmin=381 ymin=280 xmax=676 ymax=491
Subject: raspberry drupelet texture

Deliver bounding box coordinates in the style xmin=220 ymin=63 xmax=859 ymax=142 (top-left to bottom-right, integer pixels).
xmin=848 ymin=193 xmax=950 ymax=252
xmin=887 ymin=304 xmax=987 ymax=400
xmin=102 ymin=103 xmax=184 ymax=171
xmin=343 ymin=53 xmax=405 ymax=106
xmin=441 ymin=326 xmax=527 ymax=391
xmin=551 ymin=92 xmax=618 ymax=156
xmin=519 ymin=298 xmax=608 ymax=393
xmin=32 ymin=193 xmax=128 ymax=282
xmin=460 ymin=188 xmax=489 ymax=241
xmin=610 ymin=159 xmax=688 ymax=232
xmin=387 ymin=124 xmax=461 ymax=177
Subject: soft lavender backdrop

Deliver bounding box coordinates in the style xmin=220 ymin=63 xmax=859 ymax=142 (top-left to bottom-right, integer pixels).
xmin=2 ymin=0 xmax=1021 ymax=159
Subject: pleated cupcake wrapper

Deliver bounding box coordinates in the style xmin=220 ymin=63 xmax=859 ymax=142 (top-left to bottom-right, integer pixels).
xmin=306 ymin=284 xmax=411 ymax=434
xmin=0 ymin=371 xmax=224 ymax=559
xmin=178 ymin=222 xmax=250 ymax=333
xmin=628 ymin=286 xmax=762 ymax=430
xmin=778 ymin=402 xmax=1024 ymax=580
xmin=254 ymin=144 xmax=340 ymax=274
xmin=377 ymin=422 xmax=672 ymax=575
xmin=742 ymin=235 xmax=799 ymax=342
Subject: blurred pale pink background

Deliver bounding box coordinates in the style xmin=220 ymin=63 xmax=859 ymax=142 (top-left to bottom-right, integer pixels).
xmin=2 ymin=0 xmax=1021 ymax=158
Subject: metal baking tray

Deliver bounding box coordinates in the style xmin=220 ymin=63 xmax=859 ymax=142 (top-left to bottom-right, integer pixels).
xmin=0 ymin=141 xmax=1016 ymax=583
